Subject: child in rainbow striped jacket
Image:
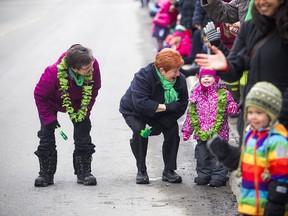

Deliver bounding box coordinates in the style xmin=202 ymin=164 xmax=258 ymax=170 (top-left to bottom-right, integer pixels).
xmin=209 ymin=82 xmax=288 ymax=216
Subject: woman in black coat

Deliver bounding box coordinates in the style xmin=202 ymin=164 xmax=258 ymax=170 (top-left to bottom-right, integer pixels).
xmin=119 ymin=48 xmax=188 ymax=184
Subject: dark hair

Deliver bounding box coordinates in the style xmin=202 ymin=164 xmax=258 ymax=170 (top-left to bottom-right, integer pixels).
xmin=66 ymin=44 xmax=93 ymax=69
xmin=252 ymin=0 xmax=288 ymax=43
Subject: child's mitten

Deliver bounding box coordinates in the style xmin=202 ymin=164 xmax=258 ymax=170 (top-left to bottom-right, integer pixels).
xmin=183 ymin=131 xmax=191 ymax=141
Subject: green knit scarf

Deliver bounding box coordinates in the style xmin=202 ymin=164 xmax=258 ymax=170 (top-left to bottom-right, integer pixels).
xmin=68 ymin=68 xmax=84 ymax=86
xmin=156 ymin=68 xmax=179 ymax=104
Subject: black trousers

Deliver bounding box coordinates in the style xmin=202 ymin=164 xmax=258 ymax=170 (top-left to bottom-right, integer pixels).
xmin=124 ymin=115 xmax=180 ymax=172
xmin=195 ymin=140 xmax=228 ymax=181
xmin=36 ymin=117 xmax=95 ymax=158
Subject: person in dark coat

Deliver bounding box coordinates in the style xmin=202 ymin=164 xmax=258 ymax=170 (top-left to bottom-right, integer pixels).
xmin=177 ymin=0 xmax=196 ymax=32
xmin=119 ymin=48 xmax=188 ymax=184
xmin=34 ymin=44 xmax=101 ymax=187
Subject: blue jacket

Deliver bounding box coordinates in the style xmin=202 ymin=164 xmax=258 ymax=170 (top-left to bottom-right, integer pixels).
xmin=119 ymin=63 xmax=188 ymax=129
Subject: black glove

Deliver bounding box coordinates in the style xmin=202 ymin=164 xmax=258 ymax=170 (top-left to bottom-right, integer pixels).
xmin=166 ymin=101 xmax=181 ymax=112
xmin=207 ymin=134 xmax=241 ymax=170
xmin=264 ymin=181 xmax=288 ymax=216
xmin=46 ymin=120 xmax=60 ymax=130
xmin=203 ymin=21 xmax=221 ymax=47
xmin=150 ymin=123 xmax=165 ymax=136
xmin=207 ymin=134 xmax=230 ymax=160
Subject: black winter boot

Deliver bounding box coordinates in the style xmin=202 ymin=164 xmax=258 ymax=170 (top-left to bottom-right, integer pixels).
xmin=34 ymin=150 xmax=57 ymax=187
xmin=73 ymin=152 xmax=97 ymax=186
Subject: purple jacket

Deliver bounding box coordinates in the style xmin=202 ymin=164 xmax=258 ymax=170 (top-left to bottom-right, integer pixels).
xmin=34 ymin=52 xmax=101 ymax=125
xmin=182 ymin=83 xmax=239 ymax=141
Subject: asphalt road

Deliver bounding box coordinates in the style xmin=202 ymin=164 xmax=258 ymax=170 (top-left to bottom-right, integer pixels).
xmin=0 ymin=0 xmax=238 ymax=215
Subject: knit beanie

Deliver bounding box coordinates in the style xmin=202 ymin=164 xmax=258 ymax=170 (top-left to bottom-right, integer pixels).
xmin=245 ymin=82 xmax=282 ymax=124
xmin=175 ymin=24 xmax=186 ymax=32
xmin=199 ymin=68 xmax=219 ymax=83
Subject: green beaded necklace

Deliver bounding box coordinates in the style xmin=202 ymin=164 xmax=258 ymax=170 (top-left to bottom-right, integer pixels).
xmin=57 ymin=57 xmax=93 ymax=123
xmin=189 ymin=88 xmax=227 ymax=141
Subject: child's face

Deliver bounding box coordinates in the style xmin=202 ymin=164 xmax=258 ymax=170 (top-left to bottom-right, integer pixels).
xmin=247 ymin=106 xmax=270 ymax=130
xmin=200 ymin=75 xmax=215 ymax=87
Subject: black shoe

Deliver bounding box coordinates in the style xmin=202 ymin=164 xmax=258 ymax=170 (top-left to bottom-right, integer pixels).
xmin=34 ymin=174 xmax=54 ymax=187
xmin=209 ymin=179 xmax=226 ymax=187
xmin=77 ymin=173 xmax=97 ymax=186
xmin=194 ymin=177 xmax=210 ymax=185
xmin=162 ymin=170 xmax=182 ymax=183
xmin=136 ymin=171 xmax=149 ymax=184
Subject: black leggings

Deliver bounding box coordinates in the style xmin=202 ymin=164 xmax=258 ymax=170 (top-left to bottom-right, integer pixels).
xmin=36 ymin=117 xmax=95 ymax=157
xmin=124 ymin=115 xmax=180 ymax=171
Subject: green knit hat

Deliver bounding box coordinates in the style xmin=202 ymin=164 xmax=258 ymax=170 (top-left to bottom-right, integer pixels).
xmin=245 ymin=82 xmax=282 ymax=124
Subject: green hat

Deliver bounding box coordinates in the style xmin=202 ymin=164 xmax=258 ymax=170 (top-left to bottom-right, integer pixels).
xmin=245 ymin=82 xmax=282 ymax=124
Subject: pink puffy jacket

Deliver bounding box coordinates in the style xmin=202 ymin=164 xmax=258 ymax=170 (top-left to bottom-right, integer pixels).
xmin=172 ymin=31 xmax=192 ymax=57
xmin=153 ymin=0 xmax=177 ymax=27
xmin=182 ymin=83 xmax=239 ymax=141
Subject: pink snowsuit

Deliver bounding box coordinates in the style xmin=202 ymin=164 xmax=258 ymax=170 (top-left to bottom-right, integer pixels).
xmin=167 ymin=31 xmax=192 ymax=57
xmin=153 ymin=0 xmax=177 ymax=27
xmin=182 ymin=83 xmax=239 ymax=141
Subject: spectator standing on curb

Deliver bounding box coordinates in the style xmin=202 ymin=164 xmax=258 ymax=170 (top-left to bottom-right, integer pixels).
xmin=209 ymin=82 xmax=288 ymax=216
xmin=164 ymin=25 xmax=192 ymax=59
xmin=152 ymin=0 xmax=178 ymax=51
xmin=176 ymin=0 xmax=196 ymax=34
xmin=203 ymin=21 xmax=245 ymax=105
xmin=175 ymin=0 xmax=196 ymax=63
xmin=179 ymin=0 xmax=213 ymax=76
xmin=140 ymin=0 xmax=150 ymax=7
xmin=200 ymin=0 xmax=249 ymax=24
xmin=190 ymin=0 xmax=213 ymax=63
xmin=195 ymin=0 xmax=288 ymax=145
xmin=34 ymin=44 xmax=101 ymax=187
xmin=182 ymin=68 xmax=239 ymax=187
xmin=119 ymin=48 xmax=188 ymax=184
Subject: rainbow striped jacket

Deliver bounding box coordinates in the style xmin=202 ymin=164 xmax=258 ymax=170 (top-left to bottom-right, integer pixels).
xmin=238 ymin=123 xmax=288 ymax=216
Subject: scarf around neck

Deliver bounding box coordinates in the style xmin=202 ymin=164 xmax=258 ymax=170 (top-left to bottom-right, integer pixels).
xmin=156 ymin=68 xmax=179 ymax=104
xmin=69 ymin=68 xmax=84 ymax=86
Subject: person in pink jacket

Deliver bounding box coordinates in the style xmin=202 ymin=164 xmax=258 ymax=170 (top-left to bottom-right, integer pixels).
xmin=165 ymin=29 xmax=192 ymax=58
xmin=152 ymin=0 xmax=178 ymax=51
xmin=181 ymin=68 xmax=239 ymax=187
xmin=34 ymin=44 xmax=101 ymax=187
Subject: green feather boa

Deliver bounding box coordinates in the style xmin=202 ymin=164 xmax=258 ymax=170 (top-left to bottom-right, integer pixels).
xmin=189 ymin=88 xmax=227 ymax=141
xmin=57 ymin=57 xmax=93 ymax=122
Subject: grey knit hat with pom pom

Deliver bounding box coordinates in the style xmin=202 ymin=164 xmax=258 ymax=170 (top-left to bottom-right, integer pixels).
xmin=245 ymin=82 xmax=282 ymax=124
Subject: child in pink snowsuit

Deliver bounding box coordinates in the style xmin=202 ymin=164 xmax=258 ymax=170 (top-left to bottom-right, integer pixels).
xmin=182 ymin=68 xmax=239 ymax=187
xmin=152 ymin=0 xmax=178 ymax=51
xmin=165 ymin=30 xmax=192 ymax=58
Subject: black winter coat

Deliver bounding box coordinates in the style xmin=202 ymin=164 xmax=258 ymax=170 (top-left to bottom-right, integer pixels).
xmin=178 ymin=0 xmax=196 ymax=30
xmin=219 ymin=19 xmax=288 ymax=132
xmin=119 ymin=63 xmax=188 ymax=129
